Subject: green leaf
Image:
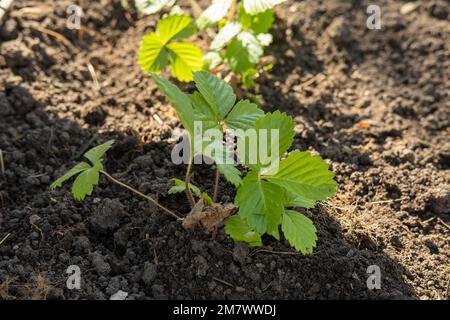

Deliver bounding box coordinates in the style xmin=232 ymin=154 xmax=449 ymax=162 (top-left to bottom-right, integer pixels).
xmin=84 ymin=140 xmax=115 ymax=165
xmin=217 ymin=163 xmax=242 ymax=187
xmin=202 ymin=192 xmax=213 ymax=205
xmin=152 ymin=74 xmax=195 ymax=135
xmin=210 ymin=21 xmax=242 ymax=51
xmin=265 ymin=151 xmax=337 ymax=207
xmin=167 ymin=42 xmax=203 ymax=82
xmin=138 ymin=15 xmax=202 ymax=81
xmin=237 ymin=111 xmax=294 ymax=170
xmin=282 ymin=209 xmax=317 ymax=254
xmin=242 ymin=68 xmax=258 ymax=89
xmin=235 ymin=171 xmax=284 ymax=236
xmin=225 ymin=215 xmax=263 ymax=247
xmin=190 ymin=91 xmax=219 ymax=125
xmin=257 ymin=33 xmax=273 ymax=46
xmin=51 ymin=142 xmax=115 ymax=201
xmin=224 ymin=99 xmax=264 ymax=131
xmin=138 ymin=33 xmax=170 ymax=73
xmin=168 ymin=178 xmax=202 ymax=197
xmin=254 ymin=111 xmax=294 ymax=160
xmin=203 ymin=51 xmax=223 ymax=71
xmin=285 ymin=194 xmax=316 ymax=209
xmin=193 ymin=71 xmax=236 ymax=119
xmin=197 ymin=0 xmax=232 ymax=29
xmin=156 ymin=14 xmax=195 ymax=43
xmin=72 ymin=165 xmax=101 ymax=201
xmin=135 ymin=0 xmax=176 ymax=15
xmin=243 ymin=0 xmax=286 ymax=15
xmin=238 ymin=6 xmax=274 ymax=34
xmin=226 ymin=32 xmax=263 ymax=73
xmin=200 ymin=137 xmax=242 ymax=187
xmin=50 ymin=162 xmax=91 ymax=190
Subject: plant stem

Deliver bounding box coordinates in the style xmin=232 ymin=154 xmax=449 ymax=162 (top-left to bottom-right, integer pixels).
xmin=227 ymin=0 xmax=237 ymax=21
xmin=188 ymin=0 xmax=202 ymax=18
xmin=212 ymin=168 xmax=220 ymax=203
xmin=184 ymin=160 xmax=196 ymax=208
xmin=100 ymin=170 xmax=182 ymax=221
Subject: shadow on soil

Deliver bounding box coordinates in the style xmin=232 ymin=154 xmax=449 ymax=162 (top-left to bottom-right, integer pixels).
xmin=0 ymin=83 xmax=417 ymax=299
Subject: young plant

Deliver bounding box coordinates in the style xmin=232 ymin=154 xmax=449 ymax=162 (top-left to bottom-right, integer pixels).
xmin=136 ymin=0 xmax=286 ymax=87
xmin=205 ymin=1 xmax=278 ymax=86
xmin=151 ymin=70 xmax=265 ymax=203
xmin=153 ymin=71 xmax=337 ymax=253
xmin=138 ymin=14 xmax=203 ymax=82
xmin=51 ymin=73 xmax=337 ymax=254
xmin=50 ymin=140 xmax=181 ymax=220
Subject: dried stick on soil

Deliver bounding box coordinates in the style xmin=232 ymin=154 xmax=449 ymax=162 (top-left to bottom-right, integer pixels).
xmin=0 ymin=277 xmax=16 ymax=300
xmin=0 ymin=149 xmax=4 ymax=175
xmin=100 ymin=170 xmax=183 ymax=221
xmin=87 ymin=62 xmax=100 ymax=91
xmin=368 ymin=196 xmax=409 ymax=205
xmin=213 ymin=277 xmax=235 ymax=288
xmin=28 ymin=23 xmax=79 ymax=53
xmin=0 ymin=233 xmax=10 ymax=246
xmin=212 ymin=168 xmax=220 ymax=203
xmin=250 ymin=248 xmax=301 ymax=256
xmin=0 ymin=0 xmax=14 ymax=24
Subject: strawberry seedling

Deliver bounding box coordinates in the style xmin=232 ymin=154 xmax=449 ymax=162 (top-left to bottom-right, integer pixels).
xmin=50 ymin=140 xmax=181 ymax=220
xmin=52 ymin=72 xmax=337 ymax=253
xmin=152 ymin=71 xmax=337 ymax=253
xmin=138 ymin=14 xmax=203 ymax=82
xmin=136 ymin=0 xmax=287 ymax=86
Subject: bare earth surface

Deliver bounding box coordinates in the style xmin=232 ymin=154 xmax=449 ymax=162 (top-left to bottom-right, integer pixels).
xmin=0 ymin=0 xmax=449 ymax=299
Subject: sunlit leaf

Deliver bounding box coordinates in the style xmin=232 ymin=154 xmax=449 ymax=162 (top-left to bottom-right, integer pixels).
xmin=226 ymin=31 xmax=263 ymax=73
xmin=238 ymin=6 xmax=274 ymax=34
xmin=243 ymin=0 xmax=286 ymax=15
xmin=224 ymin=99 xmax=264 ymax=131
xmin=193 ymin=71 xmax=236 ymax=118
xmin=210 ymin=21 xmax=242 ymax=51
xmin=157 ymin=14 xmax=195 ymax=43
xmin=138 ymin=15 xmax=202 ymax=81
xmin=197 ymin=0 xmax=232 ymax=29
xmin=236 ymin=111 xmax=294 ymax=170
xmin=135 ymin=0 xmax=176 ymax=15
xmin=203 ymin=51 xmax=223 ymax=71
xmin=265 ymin=151 xmax=337 ymax=206
xmin=167 ymin=42 xmax=203 ymax=82
xmin=257 ymin=33 xmax=273 ymax=46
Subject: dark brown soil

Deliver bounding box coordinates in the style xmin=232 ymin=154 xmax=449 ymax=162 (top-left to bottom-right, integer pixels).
xmin=0 ymin=0 xmax=449 ymax=300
